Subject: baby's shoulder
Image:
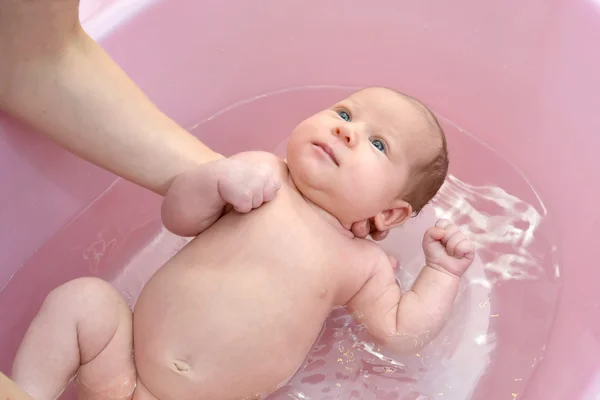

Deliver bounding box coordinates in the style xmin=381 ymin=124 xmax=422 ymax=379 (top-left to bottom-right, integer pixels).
xmin=350 ymin=235 xmax=386 ymax=254
xmin=335 ymin=239 xmax=393 ymax=301
xmin=344 ymin=238 xmax=390 ymax=275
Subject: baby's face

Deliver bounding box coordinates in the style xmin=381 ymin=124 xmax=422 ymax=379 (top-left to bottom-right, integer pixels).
xmin=286 ymin=87 xmax=438 ymax=229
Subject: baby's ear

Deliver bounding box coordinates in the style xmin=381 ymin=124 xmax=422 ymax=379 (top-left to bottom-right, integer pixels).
xmin=373 ymin=200 xmax=412 ymax=231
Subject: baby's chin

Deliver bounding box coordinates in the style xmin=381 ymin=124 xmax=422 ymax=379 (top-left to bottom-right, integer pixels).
xmin=285 ymin=162 xmax=362 ymax=231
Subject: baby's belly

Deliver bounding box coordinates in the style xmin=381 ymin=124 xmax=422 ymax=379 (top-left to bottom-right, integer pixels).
xmin=131 ymin=245 xmax=332 ymax=400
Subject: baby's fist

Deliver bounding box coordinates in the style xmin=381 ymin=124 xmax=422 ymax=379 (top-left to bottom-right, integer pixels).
xmin=422 ymin=219 xmax=475 ymax=278
xmin=216 ymin=159 xmax=280 ymax=213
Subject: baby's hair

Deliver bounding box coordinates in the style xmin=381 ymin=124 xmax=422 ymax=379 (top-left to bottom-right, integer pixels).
xmin=369 ymin=87 xmax=449 ymax=215
xmin=402 ymin=109 xmax=448 ymax=215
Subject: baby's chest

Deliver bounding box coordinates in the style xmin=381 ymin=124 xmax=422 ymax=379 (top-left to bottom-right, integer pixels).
xmin=254 ymin=196 xmax=328 ymax=249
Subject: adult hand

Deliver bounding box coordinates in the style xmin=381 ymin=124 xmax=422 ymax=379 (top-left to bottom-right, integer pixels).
xmin=350 ymin=219 xmax=389 ymax=241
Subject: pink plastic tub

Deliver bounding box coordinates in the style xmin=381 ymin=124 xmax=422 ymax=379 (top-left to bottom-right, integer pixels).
xmin=1 ymin=1 xmax=599 ymax=399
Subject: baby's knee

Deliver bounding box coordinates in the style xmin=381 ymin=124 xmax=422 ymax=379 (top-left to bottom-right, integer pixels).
xmin=44 ymin=277 xmax=125 ymax=315
xmin=47 ymin=278 xmax=132 ymax=361
xmin=47 ymin=276 xmax=108 ymax=300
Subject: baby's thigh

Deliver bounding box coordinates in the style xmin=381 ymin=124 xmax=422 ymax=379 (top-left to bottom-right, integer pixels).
xmin=61 ymin=278 xmax=136 ymax=399
xmin=14 ymin=277 xmax=138 ymax=400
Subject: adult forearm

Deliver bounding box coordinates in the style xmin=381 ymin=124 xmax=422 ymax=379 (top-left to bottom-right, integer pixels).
xmin=0 ymin=372 xmax=33 ymax=400
xmin=0 ymin=31 xmax=221 ymax=195
xmin=0 ymin=1 xmax=222 ymax=195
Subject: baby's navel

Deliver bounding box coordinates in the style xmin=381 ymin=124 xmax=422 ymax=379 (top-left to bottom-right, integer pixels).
xmin=318 ymin=288 xmax=328 ymax=299
xmin=171 ymin=359 xmax=191 ymax=373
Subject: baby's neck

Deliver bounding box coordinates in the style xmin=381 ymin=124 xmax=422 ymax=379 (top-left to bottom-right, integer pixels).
xmin=285 ymin=174 xmax=354 ymax=239
xmin=306 ymin=198 xmax=355 ymax=239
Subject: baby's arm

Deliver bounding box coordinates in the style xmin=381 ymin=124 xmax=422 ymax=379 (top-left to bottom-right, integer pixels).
xmin=162 ymin=152 xmax=281 ymax=237
xmin=347 ymin=219 xmax=475 ymax=354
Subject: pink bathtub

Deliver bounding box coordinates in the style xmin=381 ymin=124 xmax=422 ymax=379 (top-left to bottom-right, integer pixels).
xmin=1 ymin=0 xmax=599 ymax=399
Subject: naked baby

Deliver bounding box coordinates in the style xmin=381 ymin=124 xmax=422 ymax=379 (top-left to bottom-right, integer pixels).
xmin=12 ymin=87 xmax=475 ymax=400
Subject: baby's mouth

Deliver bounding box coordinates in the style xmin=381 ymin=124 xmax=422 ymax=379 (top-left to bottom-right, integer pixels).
xmin=314 ymin=142 xmax=339 ymax=166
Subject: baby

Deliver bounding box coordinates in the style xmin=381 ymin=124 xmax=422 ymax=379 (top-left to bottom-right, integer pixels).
xmin=12 ymin=87 xmax=475 ymax=400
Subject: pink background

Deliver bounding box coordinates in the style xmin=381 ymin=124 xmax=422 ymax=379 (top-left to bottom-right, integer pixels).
xmin=1 ymin=0 xmax=599 ymax=399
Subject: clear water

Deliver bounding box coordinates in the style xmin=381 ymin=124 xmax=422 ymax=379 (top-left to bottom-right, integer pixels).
xmin=54 ymin=86 xmax=560 ymax=399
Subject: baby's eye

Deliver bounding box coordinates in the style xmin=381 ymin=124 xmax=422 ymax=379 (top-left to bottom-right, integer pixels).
xmin=370 ymin=138 xmax=387 ymax=153
xmin=337 ymin=109 xmax=351 ymax=122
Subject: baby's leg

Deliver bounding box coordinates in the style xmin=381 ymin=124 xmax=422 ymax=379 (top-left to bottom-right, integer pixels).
xmin=12 ymin=277 xmax=136 ymax=400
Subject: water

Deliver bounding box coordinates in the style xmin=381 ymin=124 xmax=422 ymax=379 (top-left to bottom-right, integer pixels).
xmin=185 ymin=86 xmax=561 ymax=400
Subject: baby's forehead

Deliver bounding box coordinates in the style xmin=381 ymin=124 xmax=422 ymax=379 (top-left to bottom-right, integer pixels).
xmin=345 ymin=88 xmax=443 ymax=163
xmin=345 ymin=88 xmax=437 ymax=142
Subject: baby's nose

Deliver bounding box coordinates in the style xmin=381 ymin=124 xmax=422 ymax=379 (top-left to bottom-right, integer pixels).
xmin=333 ymin=125 xmax=357 ymax=147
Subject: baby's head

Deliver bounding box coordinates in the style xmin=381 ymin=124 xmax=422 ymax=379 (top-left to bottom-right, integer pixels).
xmin=286 ymin=86 xmax=448 ymax=232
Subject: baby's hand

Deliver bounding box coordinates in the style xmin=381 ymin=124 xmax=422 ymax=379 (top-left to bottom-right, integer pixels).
xmin=422 ymin=219 xmax=475 ymax=278
xmin=215 ymin=159 xmax=281 ymax=213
